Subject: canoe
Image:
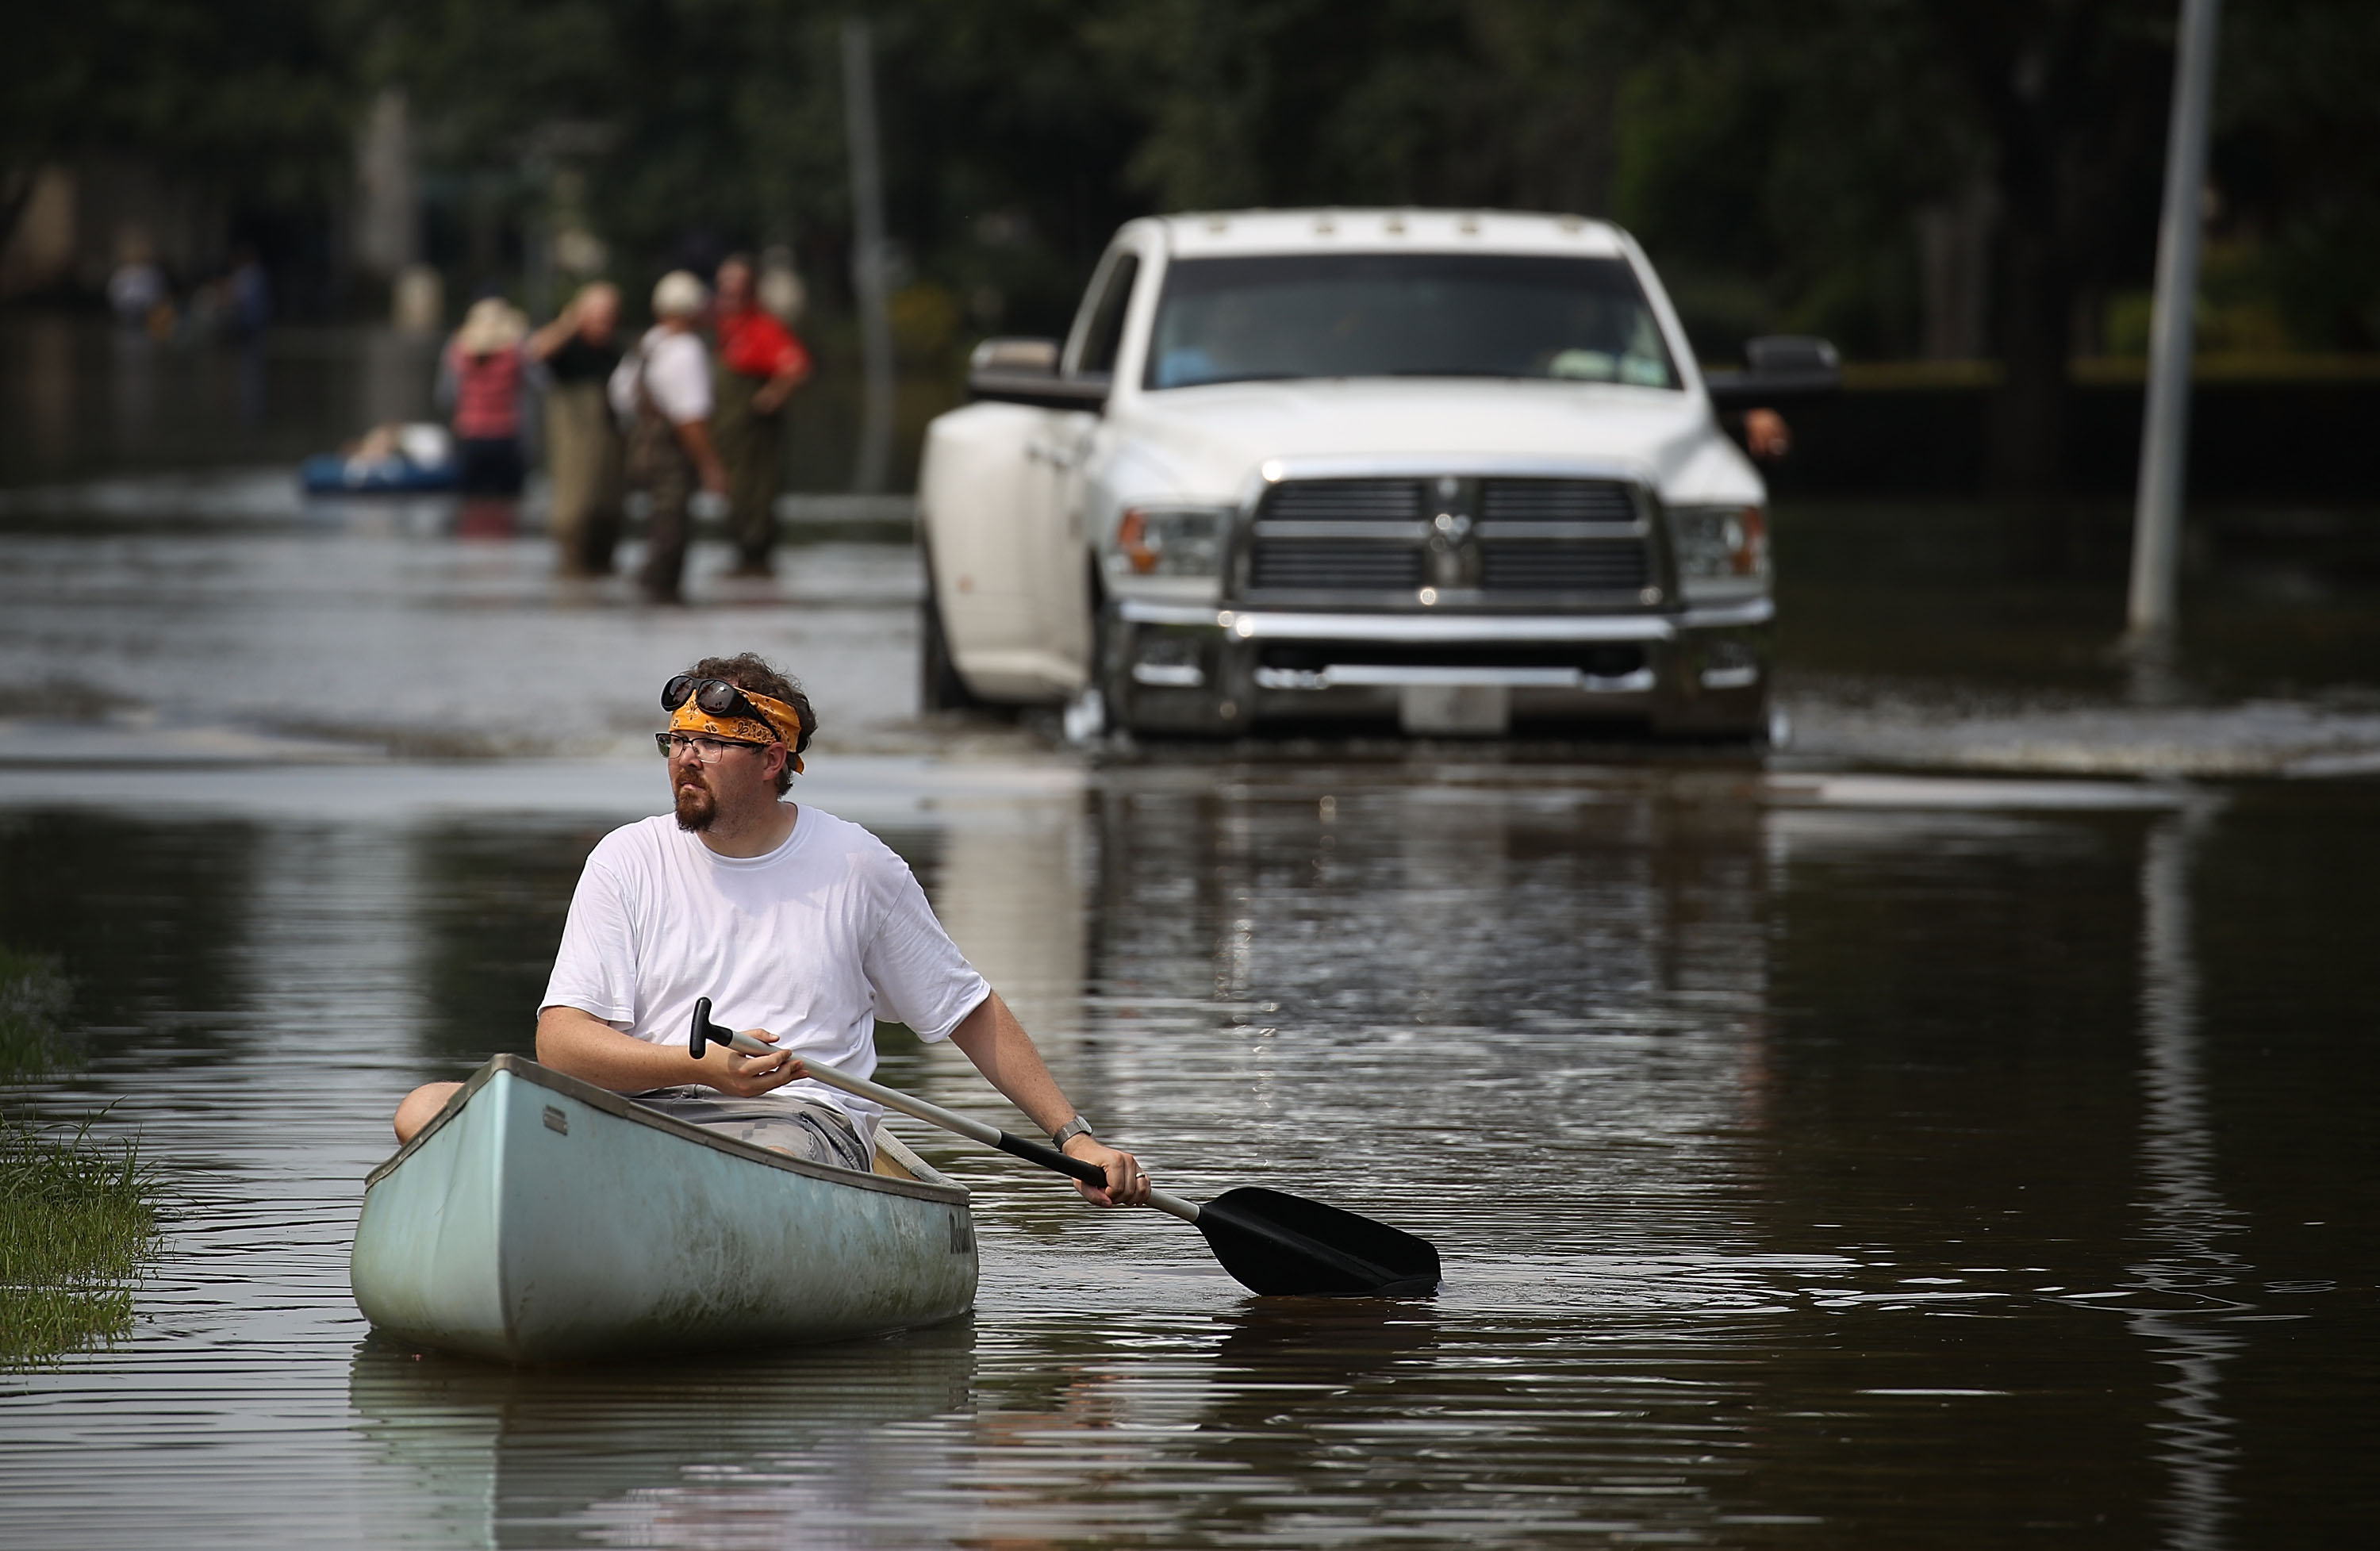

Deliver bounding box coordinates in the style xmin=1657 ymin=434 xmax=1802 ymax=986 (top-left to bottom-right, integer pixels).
xmin=299 ymin=452 xmax=458 ymax=493
xmin=351 ymin=1054 xmax=978 ymax=1363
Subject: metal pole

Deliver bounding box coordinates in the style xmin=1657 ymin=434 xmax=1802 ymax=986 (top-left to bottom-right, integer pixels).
xmin=841 ymin=17 xmax=896 ymax=495
xmin=2127 ymin=0 xmax=2224 ymax=639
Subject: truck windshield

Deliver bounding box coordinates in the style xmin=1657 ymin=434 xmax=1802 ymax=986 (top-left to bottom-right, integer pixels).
xmin=1143 ymin=252 xmax=1679 ymax=391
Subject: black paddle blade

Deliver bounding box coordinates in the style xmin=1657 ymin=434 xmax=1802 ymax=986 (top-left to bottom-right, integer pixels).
xmin=1193 ymin=1187 xmax=1441 ymax=1298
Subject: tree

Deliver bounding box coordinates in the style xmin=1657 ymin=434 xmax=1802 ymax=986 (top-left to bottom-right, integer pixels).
xmin=1 ymin=1 xmax=358 ymax=256
xmin=1610 ymin=0 xmax=2176 ymax=492
xmin=2216 ymin=0 xmax=2380 ymax=349
xmin=1085 ymin=0 xmax=1638 ymax=216
xmin=1925 ymin=1 xmax=2171 ymax=490
xmin=14 ymin=0 xmax=2374 ymax=495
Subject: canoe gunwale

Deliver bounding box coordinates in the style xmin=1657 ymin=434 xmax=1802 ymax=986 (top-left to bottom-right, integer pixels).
xmin=364 ymin=1053 xmax=969 ymax=1207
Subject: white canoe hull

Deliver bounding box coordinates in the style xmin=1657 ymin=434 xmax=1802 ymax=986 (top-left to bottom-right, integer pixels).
xmin=351 ymin=1054 xmax=978 ymax=1363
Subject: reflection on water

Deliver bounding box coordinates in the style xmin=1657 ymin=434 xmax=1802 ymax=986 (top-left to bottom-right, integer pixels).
xmin=2132 ymin=807 xmax=2247 ymax=1551
xmin=2 ymin=317 xmax=443 ymax=485
xmin=0 ymin=762 xmax=2373 ymax=1546
xmin=0 ymin=812 xmax=260 ymax=1052
xmin=349 ymin=1323 xmax=977 ymax=1549
xmin=409 ymin=822 xmax=595 ymax=1066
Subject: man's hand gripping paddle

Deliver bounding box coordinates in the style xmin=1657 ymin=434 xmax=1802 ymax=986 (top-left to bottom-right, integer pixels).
xmin=690 ymin=999 xmax=1440 ymax=1298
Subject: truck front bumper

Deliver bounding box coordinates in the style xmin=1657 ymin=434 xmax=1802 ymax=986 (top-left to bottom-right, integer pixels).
xmin=1110 ymin=598 xmax=1773 ymax=736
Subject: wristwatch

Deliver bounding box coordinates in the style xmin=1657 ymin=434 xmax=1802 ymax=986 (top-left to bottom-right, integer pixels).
xmin=1050 ymin=1115 xmax=1096 ymax=1150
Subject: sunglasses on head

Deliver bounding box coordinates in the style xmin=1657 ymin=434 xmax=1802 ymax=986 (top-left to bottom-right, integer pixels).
xmin=662 ymin=674 xmax=784 ymax=739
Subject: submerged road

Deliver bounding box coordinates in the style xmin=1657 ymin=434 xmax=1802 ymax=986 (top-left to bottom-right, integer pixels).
xmin=0 ymin=477 xmax=2374 ymax=1548
xmin=3 ymin=470 xmax=2378 ymax=775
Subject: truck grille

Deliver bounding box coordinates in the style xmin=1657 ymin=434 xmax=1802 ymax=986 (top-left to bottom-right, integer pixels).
xmin=1479 ymin=540 xmax=1648 ymax=591
xmin=1265 ymin=479 xmax=1423 ymax=522
xmin=1251 ymin=540 xmax=1423 ymax=590
xmin=1247 ymin=476 xmax=1653 ymax=599
xmin=1478 ymin=479 xmax=1637 ymax=524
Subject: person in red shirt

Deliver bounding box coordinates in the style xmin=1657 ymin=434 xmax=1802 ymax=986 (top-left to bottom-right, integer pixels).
xmin=712 ymin=255 xmax=813 ymax=574
xmin=440 ymin=298 xmax=529 ymax=496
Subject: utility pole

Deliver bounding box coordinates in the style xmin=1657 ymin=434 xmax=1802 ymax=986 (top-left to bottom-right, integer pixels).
xmin=841 ymin=17 xmax=896 ymax=495
xmin=2126 ymin=0 xmax=2224 ymax=640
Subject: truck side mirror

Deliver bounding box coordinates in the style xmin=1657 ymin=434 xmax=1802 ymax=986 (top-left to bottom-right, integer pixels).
xmin=1703 ymin=336 xmax=1841 ymax=409
xmin=966 ymin=336 xmax=1111 ymax=411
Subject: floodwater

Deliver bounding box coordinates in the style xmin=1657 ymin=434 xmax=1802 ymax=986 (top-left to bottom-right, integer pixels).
xmin=2 ymin=329 xmax=2377 ymax=1547
xmin=2 ymin=751 xmax=2374 ymax=1548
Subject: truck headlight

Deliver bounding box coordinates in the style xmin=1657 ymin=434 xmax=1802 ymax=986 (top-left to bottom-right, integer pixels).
xmin=1111 ymin=506 xmax=1230 ymax=577
xmin=1668 ymin=504 xmax=1768 ymax=579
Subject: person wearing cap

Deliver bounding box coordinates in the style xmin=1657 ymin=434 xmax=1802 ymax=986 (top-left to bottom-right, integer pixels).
xmin=388 ymin=651 xmax=1152 ymax=1210
xmin=441 ymin=297 xmax=532 ymax=495
xmin=611 ymin=271 xmax=730 ymax=602
xmin=527 ymin=282 xmax=626 ymax=575
xmin=710 ymin=254 xmax=812 ymax=575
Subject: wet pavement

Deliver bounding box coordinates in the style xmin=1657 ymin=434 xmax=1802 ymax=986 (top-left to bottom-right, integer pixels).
xmin=1 ymin=333 xmax=2376 ymax=1547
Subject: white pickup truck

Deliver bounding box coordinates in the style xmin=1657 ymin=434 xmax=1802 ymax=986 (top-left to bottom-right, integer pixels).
xmin=916 ymin=208 xmax=1833 ymax=738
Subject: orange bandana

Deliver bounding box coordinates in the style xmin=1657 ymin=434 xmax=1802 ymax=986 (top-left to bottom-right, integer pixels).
xmin=667 ymin=688 xmax=807 ymax=774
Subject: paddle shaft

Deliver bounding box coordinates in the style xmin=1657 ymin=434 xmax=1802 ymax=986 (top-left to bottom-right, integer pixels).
xmin=689 ymin=1003 xmax=1439 ymax=1296
xmin=708 ymin=1027 xmax=1198 ymax=1222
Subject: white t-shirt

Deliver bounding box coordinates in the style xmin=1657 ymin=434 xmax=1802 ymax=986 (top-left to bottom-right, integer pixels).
xmin=608 ymin=326 xmax=713 ymax=424
xmin=539 ymin=808 xmax=990 ymax=1146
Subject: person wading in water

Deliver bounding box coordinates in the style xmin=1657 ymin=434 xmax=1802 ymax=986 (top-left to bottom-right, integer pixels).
xmin=711 ymin=254 xmax=812 ymax=576
xmin=441 ymin=298 xmax=530 ymax=496
xmin=390 ymin=652 xmax=1151 ymax=1207
xmin=527 ymin=282 xmax=627 ymax=576
xmin=611 ymin=271 xmax=729 ymax=604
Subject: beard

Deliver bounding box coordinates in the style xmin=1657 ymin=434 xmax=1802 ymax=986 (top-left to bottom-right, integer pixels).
xmin=673 ymin=774 xmax=718 ymax=831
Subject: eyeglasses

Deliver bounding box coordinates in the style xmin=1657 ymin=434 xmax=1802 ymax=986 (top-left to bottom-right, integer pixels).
xmin=655 ymin=731 xmax=766 ymax=763
xmin=662 ymin=674 xmax=784 ymax=739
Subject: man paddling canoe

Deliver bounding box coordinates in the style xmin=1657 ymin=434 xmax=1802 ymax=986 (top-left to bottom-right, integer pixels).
xmin=391 ymin=652 xmax=1150 ymax=1207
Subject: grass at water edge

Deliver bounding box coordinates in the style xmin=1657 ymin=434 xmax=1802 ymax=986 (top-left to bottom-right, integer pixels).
xmin=0 ymin=1115 xmax=163 ymax=1365
xmin=2 ymin=946 xmax=167 ymax=1365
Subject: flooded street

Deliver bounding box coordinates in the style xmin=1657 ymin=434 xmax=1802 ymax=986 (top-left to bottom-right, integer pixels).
xmin=2 ymin=344 xmax=2376 ymax=1546
xmin=2 ymin=747 xmax=2373 ymax=1546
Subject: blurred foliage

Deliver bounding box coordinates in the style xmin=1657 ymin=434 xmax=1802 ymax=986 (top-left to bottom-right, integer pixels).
xmin=1 ymin=0 xmax=359 ymax=237
xmin=2214 ymin=0 xmax=2380 ymax=348
xmin=1608 ymin=0 xmax=2180 ymax=486
xmin=1087 ymin=0 xmax=1633 ymax=215
xmin=369 ymin=0 xmax=1150 ymax=335
xmin=6 ymin=1 xmax=2378 ymax=449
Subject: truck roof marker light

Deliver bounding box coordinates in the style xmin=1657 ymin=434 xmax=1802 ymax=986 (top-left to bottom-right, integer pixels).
xmin=1459 ymin=213 xmax=1480 ymax=235
xmin=1206 ymin=214 xmax=1228 ymax=233
xmin=1315 ymin=215 xmax=1335 ymax=236
xmin=1558 ymin=213 xmax=1584 ymax=233
xmin=1385 ymin=213 xmax=1406 ymax=235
